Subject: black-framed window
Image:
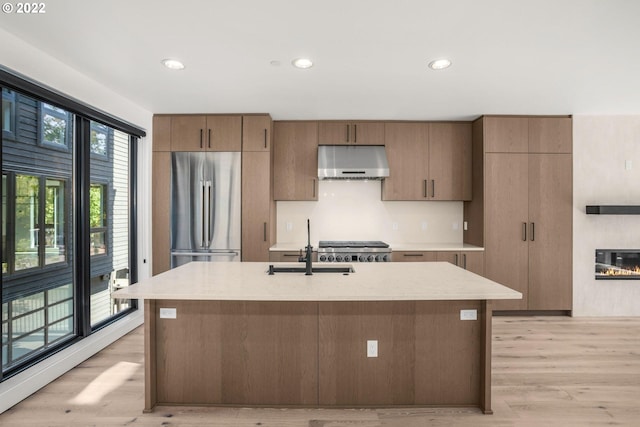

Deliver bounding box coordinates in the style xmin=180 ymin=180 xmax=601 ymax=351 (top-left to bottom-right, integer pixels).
xmin=1 ymin=67 xmax=144 ymax=378
xmin=40 ymin=103 xmax=72 ymax=150
xmin=89 ymin=182 xmax=107 ymax=256
xmin=2 ymin=89 xmax=16 ymax=139
xmin=90 ymin=122 xmax=109 ymax=157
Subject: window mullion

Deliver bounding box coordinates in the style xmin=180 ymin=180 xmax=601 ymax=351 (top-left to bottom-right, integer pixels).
xmin=74 ymin=116 xmax=91 ymax=338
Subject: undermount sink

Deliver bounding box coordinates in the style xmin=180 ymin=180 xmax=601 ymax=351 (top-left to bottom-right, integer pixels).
xmin=267 ymin=265 xmax=355 ymax=274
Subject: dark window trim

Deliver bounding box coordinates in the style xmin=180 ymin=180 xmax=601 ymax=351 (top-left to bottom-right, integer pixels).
xmin=38 ymin=103 xmax=72 ymax=152
xmin=2 ymin=88 xmax=16 ymax=140
xmin=0 ymin=66 xmax=146 ymax=138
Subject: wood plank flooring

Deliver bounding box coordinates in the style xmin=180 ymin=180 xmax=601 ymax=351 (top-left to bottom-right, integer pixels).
xmin=1 ymin=316 xmax=639 ymax=426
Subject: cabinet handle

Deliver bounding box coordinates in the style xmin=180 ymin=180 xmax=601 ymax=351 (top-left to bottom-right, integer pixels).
xmin=346 ymin=124 xmax=350 ymax=142
xmin=263 ymin=222 xmax=267 ymax=242
xmin=530 ymin=222 xmax=535 ymax=241
xmin=423 ymin=180 xmax=428 ymax=198
xmin=431 ymin=180 xmax=435 ymax=198
xmin=263 ymin=129 xmax=267 ymax=148
xmin=283 ymin=254 xmax=299 ymax=257
xmin=454 ymin=253 xmax=458 ymax=265
xmin=200 ymin=129 xmax=203 ymax=149
xmin=208 ymin=129 xmax=212 ymax=148
xmin=463 ymin=253 xmax=467 ymax=269
xmin=403 ymin=253 xmax=423 ymax=257
xmin=522 ymin=223 xmax=527 ymax=241
xmin=312 ymin=179 xmax=316 ymax=198
xmin=354 ymin=124 xmax=357 ymax=143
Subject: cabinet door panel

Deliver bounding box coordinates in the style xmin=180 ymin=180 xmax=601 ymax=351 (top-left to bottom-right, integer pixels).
xmin=152 ymin=152 xmax=171 ymax=275
xmin=483 ymin=117 xmax=528 ymax=153
xmin=352 ymin=122 xmax=385 ymax=145
xmin=484 ymin=153 xmax=529 ymax=310
xmin=243 ymin=115 xmax=271 ymax=151
xmin=273 ymin=122 xmax=318 ymax=200
xmin=171 ymin=116 xmax=207 ymax=151
xmin=319 ymin=122 xmax=351 ymax=144
xmin=153 ymin=116 xmax=171 ymax=151
xmin=382 ymin=123 xmax=429 ymax=200
xmin=436 ymin=251 xmax=460 ymax=266
xmin=429 ymin=123 xmax=472 ymax=200
xmin=461 ymin=252 xmax=484 ymax=276
xmin=242 ymin=152 xmax=271 ymax=261
xmin=206 ymin=115 xmax=242 ymax=151
xmin=528 ymin=154 xmax=572 ymax=310
xmin=528 ymin=118 xmax=572 ymax=154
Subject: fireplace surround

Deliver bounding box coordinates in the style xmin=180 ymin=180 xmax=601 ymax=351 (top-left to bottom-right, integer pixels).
xmin=595 ymin=250 xmax=640 ymax=280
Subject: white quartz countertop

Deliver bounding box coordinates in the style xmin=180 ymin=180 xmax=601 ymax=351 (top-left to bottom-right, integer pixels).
xmin=114 ymin=261 xmax=520 ymax=302
xmin=270 ymin=243 xmax=483 ymax=252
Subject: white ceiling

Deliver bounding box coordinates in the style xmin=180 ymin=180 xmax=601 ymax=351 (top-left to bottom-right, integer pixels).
xmin=1 ymin=0 xmax=639 ymax=120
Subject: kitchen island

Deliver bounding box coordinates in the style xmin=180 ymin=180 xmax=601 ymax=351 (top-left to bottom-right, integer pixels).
xmin=114 ymin=261 xmax=521 ymax=413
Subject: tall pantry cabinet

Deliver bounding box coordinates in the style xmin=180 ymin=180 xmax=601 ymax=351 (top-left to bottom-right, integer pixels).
xmin=241 ymin=115 xmax=276 ymax=261
xmin=465 ymin=116 xmax=573 ymax=312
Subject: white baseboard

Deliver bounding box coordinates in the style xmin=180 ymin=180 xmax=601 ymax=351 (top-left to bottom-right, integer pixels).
xmin=0 ymin=308 xmax=144 ymax=414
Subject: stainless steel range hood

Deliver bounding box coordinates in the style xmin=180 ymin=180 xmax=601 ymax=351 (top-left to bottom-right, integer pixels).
xmin=318 ymin=145 xmax=389 ymax=180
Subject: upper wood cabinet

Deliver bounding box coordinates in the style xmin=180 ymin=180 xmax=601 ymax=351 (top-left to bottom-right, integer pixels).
xmin=382 ymin=122 xmax=472 ymax=201
xmin=170 ymin=115 xmax=242 ymax=151
xmin=382 ymin=122 xmax=429 ymax=200
xmin=273 ymin=121 xmax=319 ymax=201
xmin=318 ymin=121 xmax=384 ymax=145
xmin=153 ymin=116 xmax=171 ymax=152
xmin=243 ymin=115 xmax=272 ymax=152
xmin=429 ymin=123 xmax=472 ymax=200
xmin=483 ymin=116 xmax=572 ymax=153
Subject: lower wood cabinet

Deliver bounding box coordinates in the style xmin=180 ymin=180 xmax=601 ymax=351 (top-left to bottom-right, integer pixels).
xmin=269 ymin=251 xmax=317 ymax=263
xmin=151 ymin=299 xmax=487 ymax=408
xmin=393 ymin=250 xmax=484 ymax=276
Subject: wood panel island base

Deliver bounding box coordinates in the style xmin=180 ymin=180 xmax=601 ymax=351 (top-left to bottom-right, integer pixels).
xmin=114 ymin=262 xmax=521 ymax=414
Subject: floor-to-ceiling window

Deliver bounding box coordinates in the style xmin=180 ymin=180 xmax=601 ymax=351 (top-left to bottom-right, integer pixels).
xmin=1 ymin=71 xmax=142 ymax=378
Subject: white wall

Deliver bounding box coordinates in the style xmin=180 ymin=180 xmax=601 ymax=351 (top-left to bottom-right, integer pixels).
xmin=277 ymin=180 xmax=463 ymax=244
xmin=0 ymin=27 xmax=153 ymax=413
xmin=573 ymin=115 xmax=640 ymax=316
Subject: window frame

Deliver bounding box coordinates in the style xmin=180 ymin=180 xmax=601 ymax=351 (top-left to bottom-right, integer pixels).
xmin=38 ymin=102 xmax=72 ymax=152
xmin=2 ymin=89 xmax=16 ymax=140
xmin=88 ymin=181 xmax=109 ymax=258
xmin=1 ymin=69 xmax=143 ymax=379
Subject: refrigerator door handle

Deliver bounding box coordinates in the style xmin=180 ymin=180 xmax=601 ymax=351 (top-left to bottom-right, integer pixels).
xmin=200 ymin=180 xmax=206 ymax=247
xmin=203 ymin=181 xmax=212 ymax=247
xmin=206 ymin=181 xmax=213 ymax=247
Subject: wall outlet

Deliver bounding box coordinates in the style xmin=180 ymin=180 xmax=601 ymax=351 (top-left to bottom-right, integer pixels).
xmin=463 ymin=221 xmax=468 ymax=231
xmin=452 ymin=222 xmax=459 ymax=231
xmin=421 ymin=221 xmax=428 ymax=231
xmin=392 ymin=222 xmax=399 ymax=231
xmin=367 ymin=340 xmax=378 ymax=358
xmin=460 ymin=309 xmax=477 ymax=321
xmin=626 ymin=160 xmax=633 ymax=170
xmin=285 ymin=222 xmax=293 ymax=232
xmin=159 ymin=308 xmax=177 ymax=319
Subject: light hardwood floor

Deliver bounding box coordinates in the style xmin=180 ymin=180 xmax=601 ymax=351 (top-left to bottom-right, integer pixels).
xmin=1 ymin=316 xmax=639 ymax=426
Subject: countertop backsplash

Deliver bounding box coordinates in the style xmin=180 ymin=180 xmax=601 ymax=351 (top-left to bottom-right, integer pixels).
xmin=276 ymin=180 xmax=464 ymax=244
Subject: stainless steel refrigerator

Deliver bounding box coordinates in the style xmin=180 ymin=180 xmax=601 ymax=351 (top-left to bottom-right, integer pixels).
xmin=171 ymin=152 xmax=241 ymax=268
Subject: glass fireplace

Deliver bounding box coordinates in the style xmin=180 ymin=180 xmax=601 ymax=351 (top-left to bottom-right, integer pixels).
xmin=595 ymin=250 xmax=640 ymax=280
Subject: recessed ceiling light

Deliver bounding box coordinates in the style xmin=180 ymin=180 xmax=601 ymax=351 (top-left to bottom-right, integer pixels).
xmin=162 ymin=59 xmax=185 ymax=70
xmin=292 ymin=58 xmax=313 ymax=69
xmin=428 ymin=59 xmax=452 ymax=70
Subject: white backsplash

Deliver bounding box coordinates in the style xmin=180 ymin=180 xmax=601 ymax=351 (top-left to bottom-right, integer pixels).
xmin=276 ymin=180 xmax=463 ymax=244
